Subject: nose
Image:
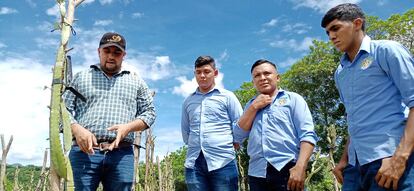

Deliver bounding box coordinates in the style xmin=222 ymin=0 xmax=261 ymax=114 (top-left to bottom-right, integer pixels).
xmin=258 ymin=74 xmax=266 ymax=80
xmin=108 ymin=52 xmax=116 ymax=60
xmin=328 ymin=31 xmax=336 ymax=41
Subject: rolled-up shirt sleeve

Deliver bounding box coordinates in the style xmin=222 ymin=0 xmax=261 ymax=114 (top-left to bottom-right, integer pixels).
xmin=292 ymin=94 xmax=318 ymax=145
xmin=135 ymin=78 xmax=156 ymax=128
xmin=381 ymin=41 xmax=414 ymax=108
xmin=62 ymin=74 xmax=79 ymax=124
xmin=181 ymin=99 xmax=190 ymax=145
xmin=232 ymin=100 xmax=252 ymax=144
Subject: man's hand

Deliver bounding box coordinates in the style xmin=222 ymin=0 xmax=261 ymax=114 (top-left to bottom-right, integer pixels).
xmin=333 ymin=159 xmax=348 ymax=184
xmin=288 ymin=164 xmax=306 ymax=191
xmin=375 ymin=156 xmax=407 ymax=190
xmin=252 ymin=94 xmax=272 ymax=110
xmin=72 ymin=124 xmax=98 ymax=155
xmin=233 ymin=143 xmax=240 ymax=150
xmin=107 ymin=124 xmax=133 ymax=150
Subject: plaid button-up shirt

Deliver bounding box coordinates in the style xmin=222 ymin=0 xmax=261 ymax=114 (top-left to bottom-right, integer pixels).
xmin=63 ymin=64 xmax=156 ymax=143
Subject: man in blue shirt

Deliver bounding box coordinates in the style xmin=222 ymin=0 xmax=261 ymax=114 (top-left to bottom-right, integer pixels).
xmin=234 ymin=59 xmax=317 ymax=191
xmin=181 ymin=56 xmax=242 ymax=191
xmin=322 ymin=3 xmax=414 ymax=191
xmin=63 ymin=32 xmax=156 ymax=191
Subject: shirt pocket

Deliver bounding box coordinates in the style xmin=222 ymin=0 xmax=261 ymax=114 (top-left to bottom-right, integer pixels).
xmin=355 ymin=61 xmax=387 ymax=93
xmin=267 ymin=106 xmax=291 ymax=124
xmin=203 ymin=98 xmax=228 ymax=121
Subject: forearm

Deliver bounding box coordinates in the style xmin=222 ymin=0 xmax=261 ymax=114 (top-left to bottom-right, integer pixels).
xmin=295 ymin=141 xmax=315 ymax=168
xmin=393 ymin=108 xmax=414 ymax=161
xmin=238 ymin=104 xmax=258 ymax=131
xmin=339 ymin=138 xmax=350 ymax=163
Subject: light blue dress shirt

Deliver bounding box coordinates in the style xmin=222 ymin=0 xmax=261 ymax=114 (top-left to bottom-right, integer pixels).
xmin=335 ymin=36 xmax=414 ymax=166
xmin=233 ymin=89 xmax=317 ymax=178
xmin=181 ymin=87 xmax=243 ymax=171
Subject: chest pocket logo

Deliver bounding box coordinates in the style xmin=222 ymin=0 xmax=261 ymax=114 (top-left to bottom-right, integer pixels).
xmin=360 ymin=56 xmax=373 ymax=70
xmin=278 ymin=97 xmax=287 ymax=106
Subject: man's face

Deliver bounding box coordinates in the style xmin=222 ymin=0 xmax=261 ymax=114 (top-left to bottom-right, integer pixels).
xmin=98 ymin=46 xmax=126 ymax=76
xmin=194 ymin=64 xmax=218 ymax=93
xmin=252 ymin=63 xmax=280 ymax=95
xmin=325 ymin=19 xmax=357 ymax=52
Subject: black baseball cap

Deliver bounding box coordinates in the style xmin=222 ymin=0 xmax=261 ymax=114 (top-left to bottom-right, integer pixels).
xmin=99 ymin=32 xmax=126 ymax=52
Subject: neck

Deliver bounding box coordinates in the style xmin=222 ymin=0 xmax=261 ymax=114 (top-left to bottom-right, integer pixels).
xmin=346 ymin=32 xmax=365 ymax=62
xmin=265 ymin=88 xmax=278 ymax=98
xmin=199 ymin=83 xmax=215 ymax=94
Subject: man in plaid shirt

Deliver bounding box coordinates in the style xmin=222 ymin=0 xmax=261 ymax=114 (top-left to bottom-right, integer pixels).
xmin=63 ymin=32 xmax=156 ymax=191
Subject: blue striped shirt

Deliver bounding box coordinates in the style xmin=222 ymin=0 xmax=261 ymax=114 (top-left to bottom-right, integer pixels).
xmin=181 ymin=87 xmax=243 ymax=171
xmin=63 ymin=64 xmax=156 ymax=143
xmin=335 ymin=36 xmax=414 ymax=166
xmin=233 ymin=90 xmax=317 ymax=178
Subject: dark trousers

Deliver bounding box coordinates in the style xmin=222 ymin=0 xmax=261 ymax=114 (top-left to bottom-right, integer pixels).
xmin=249 ymin=162 xmax=295 ymax=191
xmin=343 ymin=154 xmax=414 ymax=191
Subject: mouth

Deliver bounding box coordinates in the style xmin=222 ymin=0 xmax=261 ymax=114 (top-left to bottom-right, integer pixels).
xmin=260 ymin=83 xmax=269 ymax=87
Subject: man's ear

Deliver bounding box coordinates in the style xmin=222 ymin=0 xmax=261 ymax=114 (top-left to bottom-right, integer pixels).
xmin=353 ymin=18 xmax=364 ymax=31
xmin=214 ymin=69 xmax=219 ymax=77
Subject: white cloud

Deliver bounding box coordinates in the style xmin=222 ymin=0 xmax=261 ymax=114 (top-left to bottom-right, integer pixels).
xmin=132 ymin=12 xmax=144 ymax=19
xmin=94 ymin=19 xmax=113 ymax=26
xmin=0 ymin=42 xmax=6 ymax=49
xmin=172 ymin=73 xmax=224 ymax=98
xmin=290 ymin=0 xmax=361 ymax=13
xmin=0 ymin=7 xmax=18 ymax=15
xmin=35 ymin=37 xmax=59 ymax=49
xmin=99 ymin=0 xmax=114 ymax=5
xmin=25 ymin=0 xmax=37 ymax=8
xmin=263 ymin=18 xmax=278 ymax=27
xmin=278 ymin=57 xmax=299 ymax=68
xmin=282 ymin=23 xmax=312 ymax=34
xmin=0 ymin=57 xmax=52 ymax=165
xmin=46 ymin=4 xmax=59 ymax=18
xmin=377 ymin=0 xmax=388 ymax=6
xmin=270 ymin=37 xmax=316 ymax=52
xmin=125 ymin=55 xmax=175 ymax=81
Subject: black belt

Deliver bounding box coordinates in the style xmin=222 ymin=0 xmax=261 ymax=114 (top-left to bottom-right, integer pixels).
xmin=72 ymin=140 xmax=132 ymax=151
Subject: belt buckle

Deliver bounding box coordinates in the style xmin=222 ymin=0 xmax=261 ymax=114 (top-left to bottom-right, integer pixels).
xmin=98 ymin=142 xmax=110 ymax=152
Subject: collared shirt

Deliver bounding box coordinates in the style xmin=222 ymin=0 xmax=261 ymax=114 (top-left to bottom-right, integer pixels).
xmin=181 ymin=87 xmax=243 ymax=171
xmin=233 ymin=89 xmax=317 ymax=178
xmin=63 ymin=64 xmax=156 ymax=143
xmin=335 ymin=36 xmax=414 ymax=166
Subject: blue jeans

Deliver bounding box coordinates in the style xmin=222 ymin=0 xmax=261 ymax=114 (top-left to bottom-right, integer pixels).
xmin=69 ymin=146 xmax=134 ymax=191
xmin=185 ymin=152 xmax=239 ymax=191
xmin=343 ymin=154 xmax=414 ymax=191
xmin=248 ymin=162 xmax=296 ymax=191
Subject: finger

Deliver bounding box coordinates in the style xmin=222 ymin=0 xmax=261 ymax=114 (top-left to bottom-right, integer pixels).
xmin=333 ymin=170 xmax=343 ymax=184
xmin=383 ymin=177 xmax=392 ymax=189
xmin=87 ymin=136 xmax=95 ymax=154
xmin=108 ymin=142 xmax=115 ymax=151
xmin=377 ymin=175 xmax=386 ymax=188
xmin=92 ymin=136 xmax=98 ymax=147
xmin=375 ymin=167 xmax=385 ymax=183
xmin=107 ymin=126 xmax=118 ymax=131
xmin=392 ymin=179 xmax=399 ymax=191
xmin=287 ymin=177 xmax=293 ymax=191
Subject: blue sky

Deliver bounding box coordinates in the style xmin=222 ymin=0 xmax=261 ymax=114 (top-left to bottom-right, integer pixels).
xmin=1 ymin=0 xmax=413 ymax=165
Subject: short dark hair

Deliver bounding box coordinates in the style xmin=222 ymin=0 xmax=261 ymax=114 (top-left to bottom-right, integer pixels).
xmin=251 ymin=59 xmax=277 ymax=73
xmin=194 ymin=56 xmax=216 ymax=69
xmin=321 ymin=3 xmax=366 ymax=31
